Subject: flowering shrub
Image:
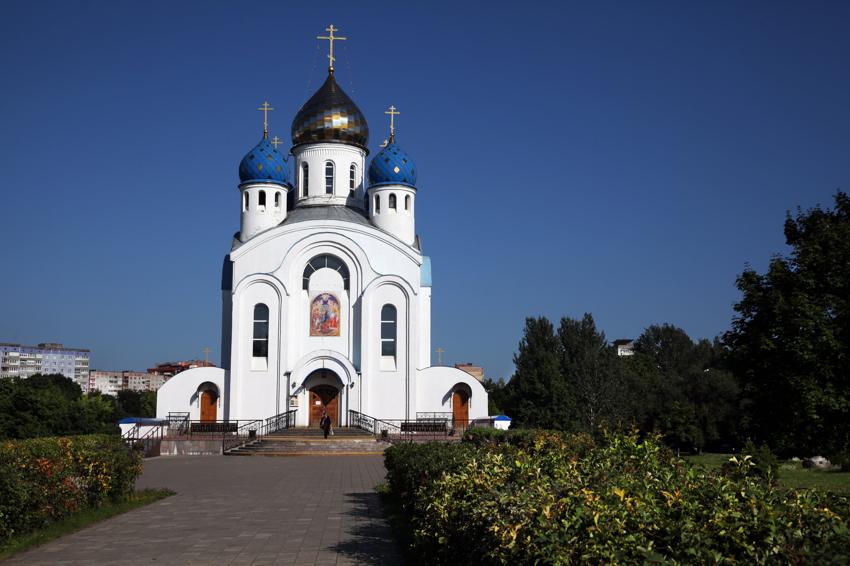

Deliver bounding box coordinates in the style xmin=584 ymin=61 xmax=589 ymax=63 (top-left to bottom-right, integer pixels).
xmin=384 ymin=432 xmax=850 ymax=564
xmin=0 ymin=435 xmax=142 ymax=542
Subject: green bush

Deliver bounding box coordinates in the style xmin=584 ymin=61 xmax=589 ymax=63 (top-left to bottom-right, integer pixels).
xmin=723 ymin=439 xmax=780 ymax=483
xmin=0 ymin=435 xmax=142 ymax=542
xmin=384 ymin=442 xmax=475 ymax=502
xmin=390 ymin=432 xmax=850 ymax=564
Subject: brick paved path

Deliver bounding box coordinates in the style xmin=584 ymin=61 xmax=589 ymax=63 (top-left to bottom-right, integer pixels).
xmin=7 ymin=455 xmax=403 ymax=565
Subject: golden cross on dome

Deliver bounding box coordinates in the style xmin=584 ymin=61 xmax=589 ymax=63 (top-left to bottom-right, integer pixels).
xmin=435 ymin=347 xmax=445 ymax=365
xmin=317 ymin=24 xmax=347 ymax=72
xmin=257 ymin=101 xmax=274 ymax=138
xmin=202 ymin=346 xmax=211 ymax=363
xmin=271 ymin=136 xmax=283 ymax=149
xmin=384 ymin=105 xmax=400 ymax=142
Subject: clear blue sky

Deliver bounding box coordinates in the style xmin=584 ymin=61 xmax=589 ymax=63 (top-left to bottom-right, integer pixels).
xmin=1 ymin=1 xmax=848 ymax=379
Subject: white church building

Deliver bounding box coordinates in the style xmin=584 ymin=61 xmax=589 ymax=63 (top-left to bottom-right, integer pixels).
xmin=157 ymin=29 xmax=488 ymax=428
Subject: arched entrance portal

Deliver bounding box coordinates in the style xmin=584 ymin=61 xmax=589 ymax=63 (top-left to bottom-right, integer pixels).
xmin=452 ymin=386 xmax=470 ymax=430
xmin=309 ymin=383 xmax=340 ymax=427
xmin=200 ymin=390 xmax=218 ymax=422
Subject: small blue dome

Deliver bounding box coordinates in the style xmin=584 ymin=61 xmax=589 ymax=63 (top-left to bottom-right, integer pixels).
xmin=239 ymin=137 xmax=290 ymax=185
xmin=368 ymin=141 xmax=417 ymax=187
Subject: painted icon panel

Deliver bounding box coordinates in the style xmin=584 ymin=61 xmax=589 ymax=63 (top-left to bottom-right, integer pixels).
xmin=310 ymin=292 xmax=341 ymax=336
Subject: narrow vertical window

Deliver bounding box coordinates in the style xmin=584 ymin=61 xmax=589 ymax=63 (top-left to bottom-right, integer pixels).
xmin=349 ymin=164 xmax=356 ymax=191
xmin=325 ymin=161 xmax=334 ymax=194
xmin=405 ymin=195 xmax=410 ymax=210
xmin=258 ymin=190 xmax=266 ymax=208
xmin=389 ymin=193 xmax=397 ymax=210
xmin=243 ymin=192 xmax=249 ymax=211
xmin=381 ymin=305 xmax=397 ymax=357
xmin=252 ymin=304 xmax=269 ymax=358
xmin=375 ymin=195 xmax=381 ymax=213
xmin=301 ymin=163 xmax=309 ymax=197
xmin=274 ymin=191 xmax=281 ymax=208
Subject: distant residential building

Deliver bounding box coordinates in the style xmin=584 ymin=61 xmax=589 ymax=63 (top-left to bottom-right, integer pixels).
xmin=454 ymin=363 xmax=485 ymax=382
xmin=148 ymin=359 xmax=215 ymax=377
xmin=88 ymin=370 xmax=126 ymax=396
xmin=89 ymin=370 xmax=168 ymax=395
xmin=613 ymin=339 xmax=635 ymax=357
xmin=0 ymin=342 xmax=90 ymax=388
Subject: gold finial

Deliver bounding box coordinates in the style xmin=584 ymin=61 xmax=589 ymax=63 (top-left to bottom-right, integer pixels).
xmin=257 ymin=101 xmax=274 ymax=139
xmin=384 ymin=105 xmax=400 ymax=142
xmin=271 ymin=136 xmax=283 ymax=149
xmin=317 ymin=24 xmax=347 ymax=72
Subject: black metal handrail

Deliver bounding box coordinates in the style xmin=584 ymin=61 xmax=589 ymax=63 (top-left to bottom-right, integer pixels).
xmin=349 ymin=410 xmax=474 ymax=442
xmin=221 ymin=410 xmax=298 ymax=452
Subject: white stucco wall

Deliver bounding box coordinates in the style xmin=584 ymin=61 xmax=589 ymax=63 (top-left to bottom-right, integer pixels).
xmin=156 ymin=367 xmax=228 ymax=421
xmin=369 ymin=184 xmax=416 ymax=246
xmin=416 ymin=366 xmax=490 ymax=420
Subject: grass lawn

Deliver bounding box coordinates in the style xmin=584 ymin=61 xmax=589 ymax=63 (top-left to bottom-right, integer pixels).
xmin=0 ymin=488 xmax=174 ymax=560
xmin=685 ymin=453 xmax=850 ymax=495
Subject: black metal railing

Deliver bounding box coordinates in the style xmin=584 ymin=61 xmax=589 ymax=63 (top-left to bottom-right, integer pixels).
xmin=221 ymin=410 xmax=298 ymax=452
xmin=121 ymin=423 xmax=165 ymax=457
xmin=349 ymin=410 xmax=475 ymax=442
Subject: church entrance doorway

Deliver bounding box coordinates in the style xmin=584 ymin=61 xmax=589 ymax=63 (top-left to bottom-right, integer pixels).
xmin=309 ymin=384 xmax=339 ymax=427
xmin=452 ymin=389 xmax=469 ymax=429
xmin=200 ymin=390 xmax=218 ymax=422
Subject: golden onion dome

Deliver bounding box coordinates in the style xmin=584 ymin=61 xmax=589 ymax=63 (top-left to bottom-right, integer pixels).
xmin=291 ymin=71 xmax=369 ymax=150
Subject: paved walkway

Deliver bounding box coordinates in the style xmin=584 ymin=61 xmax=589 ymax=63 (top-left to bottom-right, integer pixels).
xmin=6 ymin=455 xmax=403 ymax=565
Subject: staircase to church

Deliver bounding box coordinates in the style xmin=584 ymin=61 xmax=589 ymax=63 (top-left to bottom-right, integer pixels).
xmin=225 ymin=427 xmax=387 ymax=456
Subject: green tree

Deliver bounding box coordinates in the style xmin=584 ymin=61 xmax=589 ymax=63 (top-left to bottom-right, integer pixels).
xmin=116 ymin=390 xmax=157 ymax=418
xmin=558 ymin=314 xmax=624 ymax=435
xmin=724 ymin=191 xmax=850 ymax=457
xmin=503 ymin=317 xmax=571 ymax=429
xmin=633 ymin=325 xmax=739 ymax=452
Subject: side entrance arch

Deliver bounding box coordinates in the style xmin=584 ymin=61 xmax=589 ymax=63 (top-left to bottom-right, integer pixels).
xmin=309 ymin=384 xmax=340 ymax=427
xmin=452 ymin=384 xmax=471 ymax=430
xmin=198 ymin=382 xmax=219 ymax=422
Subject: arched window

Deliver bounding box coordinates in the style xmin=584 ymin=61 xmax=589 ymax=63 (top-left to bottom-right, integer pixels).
xmin=349 ymin=164 xmax=357 ymax=191
xmin=389 ymin=193 xmax=397 ymax=210
xmin=405 ymin=195 xmax=410 ymax=210
xmin=302 ymin=254 xmax=350 ymax=291
xmin=301 ymin=163 xmax=309 ymax=197
xmin=375 ymin=195 xmax=381 ymax=213
xmin=258 ymin=190 xmax=266 ymax=209
xmin=325 ymin=161 xmax=334 ymax=194
xmin=243 ymin=192 xmax=249 ymax=211
xmin=381 ymin=304 xmax=397 ymax=357
xmin=274 ymin=191 xmax=281 ymax=208
xmin=252 ymin=304 xmax=269 ymax=358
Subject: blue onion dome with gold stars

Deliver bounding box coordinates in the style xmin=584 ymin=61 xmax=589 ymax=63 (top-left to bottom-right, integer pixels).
xmin=369 ymin=139 xmax=417 ymax=188
xmin=239 ymin=137 xmax=290 ymax=186
xmin=291 ymin=72 xmax=369 ymax=150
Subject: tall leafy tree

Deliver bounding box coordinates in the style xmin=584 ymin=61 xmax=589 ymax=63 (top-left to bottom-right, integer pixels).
xmin=558 ymin=314 xmax=623 ymax=434
xmin=632 ymin=325 xmax=739 ymax=452
xmin=725 ymin=191 xmax=850 ymax=457
xmin=503 ymin=317 xmax=570 ymax=429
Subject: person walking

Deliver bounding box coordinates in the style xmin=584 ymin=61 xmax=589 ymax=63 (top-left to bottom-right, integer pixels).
xmin=319 ymin=411 xmax=332 ymax=439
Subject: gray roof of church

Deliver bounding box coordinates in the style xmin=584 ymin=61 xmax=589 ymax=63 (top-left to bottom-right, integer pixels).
xmin=278 ymin=205 xmax=371 ymax=228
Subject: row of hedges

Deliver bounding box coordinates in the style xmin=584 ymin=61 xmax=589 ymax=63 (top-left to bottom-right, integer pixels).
xmin=0 ymin=435 xmax=142 ymax=542
xmin=384 ymin=431 xmax=850 ymax=564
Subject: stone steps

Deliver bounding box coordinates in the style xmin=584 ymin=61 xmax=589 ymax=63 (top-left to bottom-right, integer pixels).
xmin=225 ymin=432 xmax=387 ymax=456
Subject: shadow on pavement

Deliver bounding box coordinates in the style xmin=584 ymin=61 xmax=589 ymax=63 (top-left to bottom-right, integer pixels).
xmin=329 ymin=492 xmax=407 ymax=565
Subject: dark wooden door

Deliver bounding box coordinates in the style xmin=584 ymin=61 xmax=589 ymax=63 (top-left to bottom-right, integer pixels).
xmin=452 ymin=390 xmax=469 ymax=429
xmin=309 ymin=385 xmax=339 ymax=427
xmin=200 ymin=390 xmax=217 ymax=422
